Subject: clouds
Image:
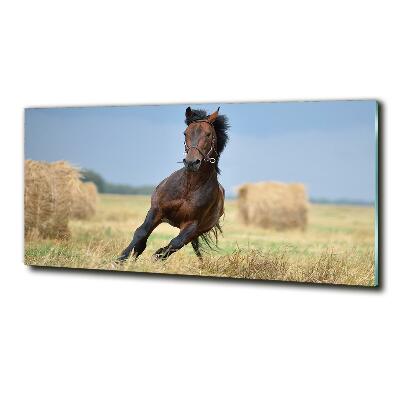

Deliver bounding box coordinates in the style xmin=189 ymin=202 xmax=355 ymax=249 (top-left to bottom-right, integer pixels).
xmin=25 ymin=101 xmax=376 ymax=202
xmin=219 ymin=128 xmax=375 ymax=200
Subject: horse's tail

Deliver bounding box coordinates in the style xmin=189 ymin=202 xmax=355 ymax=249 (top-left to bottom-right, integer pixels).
xmin=198 ymin=221 xmax=223 ymax=250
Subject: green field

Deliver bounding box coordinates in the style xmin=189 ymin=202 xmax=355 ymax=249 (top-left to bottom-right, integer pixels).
xmin=25 ymin=194 xmax=376 ymax=286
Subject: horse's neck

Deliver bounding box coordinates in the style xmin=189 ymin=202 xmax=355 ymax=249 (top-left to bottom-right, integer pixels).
xmin=184 ymin=165 xmax=217 ymax=189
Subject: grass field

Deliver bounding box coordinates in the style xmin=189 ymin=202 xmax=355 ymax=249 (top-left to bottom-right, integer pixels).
xmin=25 ymin=194 xmax=376 ymax=286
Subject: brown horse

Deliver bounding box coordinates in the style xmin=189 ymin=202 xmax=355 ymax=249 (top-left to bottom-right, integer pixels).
xmin=117 ymin=106 xmax=229 ymax=262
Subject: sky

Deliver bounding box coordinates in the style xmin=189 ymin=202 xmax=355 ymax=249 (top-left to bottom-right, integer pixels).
xmin=25 ymin=100 xmax=377 ymax=202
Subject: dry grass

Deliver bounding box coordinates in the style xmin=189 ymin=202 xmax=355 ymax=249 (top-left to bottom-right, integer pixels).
xmin=237 ymin=181 xmax=309 ymax=230
xmin=25 ymin=194 xmax=376 ymax=286
xmin=24 ymin=160 xmax=81 ymax=239
xmin=126 ymin=248 xmax=374 ymax=286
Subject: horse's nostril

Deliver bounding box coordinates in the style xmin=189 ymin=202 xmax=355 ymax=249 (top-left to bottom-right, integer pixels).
xmin=194 ymin=159 xmax=201 ymax=165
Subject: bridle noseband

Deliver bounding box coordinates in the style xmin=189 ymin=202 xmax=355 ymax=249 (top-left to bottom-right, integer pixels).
xmin=184 ymin=119 xmax=218 ymax=164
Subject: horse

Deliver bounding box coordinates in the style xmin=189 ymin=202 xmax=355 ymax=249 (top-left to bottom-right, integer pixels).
xmin=117 ymin=106 xmax=229 ymax=262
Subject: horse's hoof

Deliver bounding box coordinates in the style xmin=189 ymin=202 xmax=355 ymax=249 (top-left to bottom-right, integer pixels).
xmin=153 ymin=251 xmax=168 ymax=262
xmin=152 ymin=254 xmax=162 ymax=262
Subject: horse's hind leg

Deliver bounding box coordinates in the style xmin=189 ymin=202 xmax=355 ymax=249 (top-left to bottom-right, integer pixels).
xmin=117 ymin=208 xmax=161 ymax=262
xmin=153 ymin=222 xmax=198 ymax=261
xmin=191 ymin=238 xmax=203 ymax=260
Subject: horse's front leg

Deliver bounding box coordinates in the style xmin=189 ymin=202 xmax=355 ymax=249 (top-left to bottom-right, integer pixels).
xmin=153 ymin=222 xmax=199 ymax=261
xmin=117 ymin=208 xmax=161 ymax=262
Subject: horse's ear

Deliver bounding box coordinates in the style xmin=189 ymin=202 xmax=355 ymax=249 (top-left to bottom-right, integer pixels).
xmin=207 ymin=107 xmax=220 ymax=124
xmin=185 ymin=107 xmax=193 ymax=119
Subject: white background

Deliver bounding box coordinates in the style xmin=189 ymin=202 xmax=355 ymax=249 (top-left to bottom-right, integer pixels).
xmin=0 ymin=1 xmax=398 ymax=399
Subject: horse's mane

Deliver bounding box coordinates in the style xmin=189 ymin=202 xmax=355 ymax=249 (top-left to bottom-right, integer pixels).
xmin=185 ymin=108 xmax=230 ymax=174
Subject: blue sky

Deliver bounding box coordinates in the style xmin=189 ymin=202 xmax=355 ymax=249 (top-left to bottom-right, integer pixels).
xmin=25 ymin=100 xmax=377 ymax=202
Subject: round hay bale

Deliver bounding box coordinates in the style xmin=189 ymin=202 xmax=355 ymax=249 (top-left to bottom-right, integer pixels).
xmin=237 ymin=181 xmax=309 ymax=230
xmin=71 ymin=181 xmax=98 ymax=220
xmin=24 ymin=160 xmax=81 ymax=239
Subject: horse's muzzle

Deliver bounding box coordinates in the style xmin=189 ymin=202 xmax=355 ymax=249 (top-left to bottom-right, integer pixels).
xmin=183 ymin=158 xmax=201 ymax=172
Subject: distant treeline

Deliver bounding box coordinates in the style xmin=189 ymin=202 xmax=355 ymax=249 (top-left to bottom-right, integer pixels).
xmin=310 ymin=197 xmax=374 ymax=206
xmin=80 ymin=169 xmax=155 ymax=195
xmin=80 ymin=170 xmax=374 ymax=204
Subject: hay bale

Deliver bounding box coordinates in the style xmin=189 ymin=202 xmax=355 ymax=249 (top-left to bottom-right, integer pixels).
xmin=71 ymin=181 xmax=98 ymax=220
xmin=24 ymin=160 xmax=81 ymax=239
xmin=237 ymin=181 xmax=309 ymax=230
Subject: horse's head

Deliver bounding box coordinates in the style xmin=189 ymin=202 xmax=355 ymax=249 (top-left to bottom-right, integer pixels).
xmin=183 ymin=107 xmax=219 ymax=172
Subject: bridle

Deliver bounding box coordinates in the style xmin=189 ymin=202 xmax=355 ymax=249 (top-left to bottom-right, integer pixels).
xmin=184 ymin=119 xmax=218 ymax=164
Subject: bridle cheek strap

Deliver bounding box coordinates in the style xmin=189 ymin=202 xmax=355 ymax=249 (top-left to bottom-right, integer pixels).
xmin=185 ymin=140 xmax=217 ymax=164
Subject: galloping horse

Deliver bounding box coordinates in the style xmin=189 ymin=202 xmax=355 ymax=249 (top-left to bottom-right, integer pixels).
xmin=117 ymin=106 xmax=229 ymax=262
